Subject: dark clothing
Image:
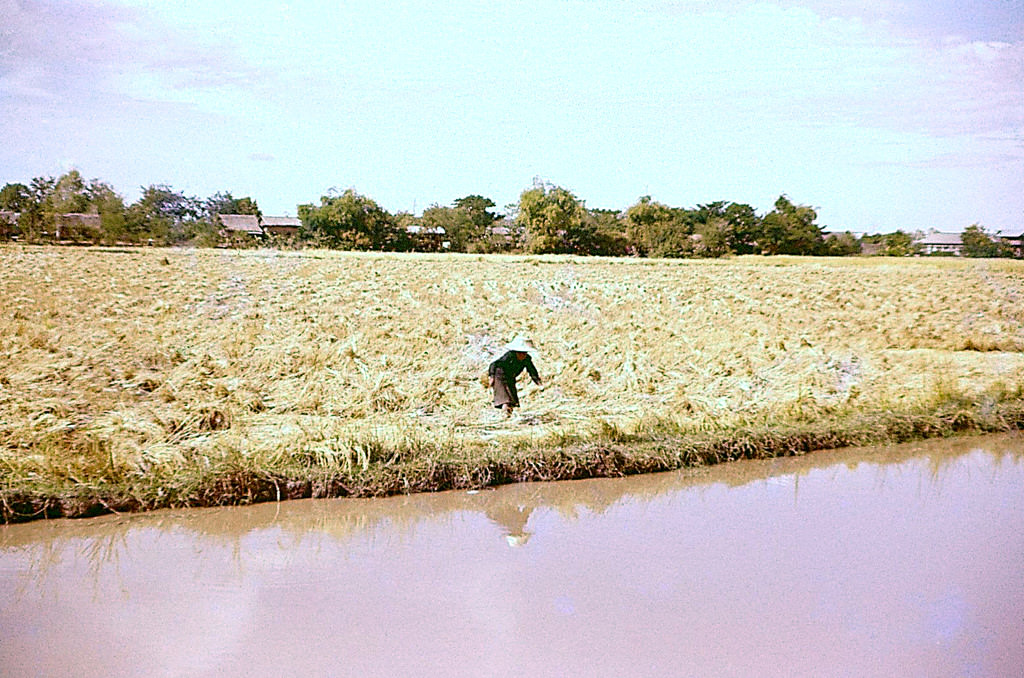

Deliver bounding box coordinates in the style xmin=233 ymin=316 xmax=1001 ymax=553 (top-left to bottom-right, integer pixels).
xmin=488 ymin=351 xmax=540 ymax=383
xmin=491 ymin=372 xmax=519 ymax=409
xmin=489 ymin=351 xmax=540 ymax=409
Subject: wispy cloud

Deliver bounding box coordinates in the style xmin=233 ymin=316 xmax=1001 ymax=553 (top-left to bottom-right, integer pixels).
xmin=0 ymin=0 xmax=261 ymax=113
xmin=0 ymin=0 xmax=1020 ymax=230
xmin=647 ymin=0 xmax=1024 ymax=42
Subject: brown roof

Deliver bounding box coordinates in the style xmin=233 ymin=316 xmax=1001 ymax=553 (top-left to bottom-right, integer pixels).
xmin=58 ymin=213 xmax=102 ymax=227
xmin=916 ymin=231 xmax=962 ymax=246
xmin=261 ymin=216 xmax=301 ymax=228
xmin=218 ymin=214 xmax=263 ymax=235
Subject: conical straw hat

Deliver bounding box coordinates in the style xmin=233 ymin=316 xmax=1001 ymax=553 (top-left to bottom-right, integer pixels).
xmin=505 ymin=335 xmax=538 ymax=353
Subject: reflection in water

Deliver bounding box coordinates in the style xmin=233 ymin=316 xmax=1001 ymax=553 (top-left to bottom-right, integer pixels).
xmin=7 ymin=432 xmax=1017 ymax=560
xmin=1 ymin=433 xmax=1023 ymax=678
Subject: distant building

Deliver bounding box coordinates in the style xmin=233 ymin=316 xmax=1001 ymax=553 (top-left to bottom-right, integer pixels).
xmin=999 ymin=231 xmax=1024 ymax=258
xmin=55 ymin=213 xmax=102 ymax=240
xmin=406 ymin=223 xmax=447 ymax=250
xmin=405 ymin=224 xmax=446 ymax=235
xmin=261 ymin=216 xmax=301 ymax=237
xmin=489 ymin=217 xmax=518 ymax=239
xmin=916 ymin=230 xmax=962 ymax=256
xmin=821 ymin=231 xmax=867 ymax=240
xmin=0 ymin=210 xmax=18 ymax=239
xmin=217 ymin=214 xmax=263 ymax=236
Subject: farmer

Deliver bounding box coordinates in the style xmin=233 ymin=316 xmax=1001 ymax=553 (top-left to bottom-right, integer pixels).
xmin=489 ymin=335 xmax=542 ymax=417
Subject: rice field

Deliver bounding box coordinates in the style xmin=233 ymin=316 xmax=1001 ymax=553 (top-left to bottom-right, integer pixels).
xmin=2 ymin=245 xmax=1024 ymax=519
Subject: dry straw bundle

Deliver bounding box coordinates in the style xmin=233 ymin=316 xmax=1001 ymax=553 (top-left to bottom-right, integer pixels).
xmin=2 ymin=247 xmax=1024 ymax=517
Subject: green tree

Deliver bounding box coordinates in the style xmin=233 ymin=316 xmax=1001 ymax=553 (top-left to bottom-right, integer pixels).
xmin=126 ymin=185 xmax=204 ymax=244
xmin=0 ymin=182 xmax=31 ymax=212
xmin=822 ymin=231 xmax=862 ymax=256
xmin=419 ymin=205 xmax=473 ymax=251
xmin=206 ymin=191 xmax=261 ymax=218
xmin=0 ymin=183 xmax=30 ymax=240
xmin=517 ymin=180 xmax=595 ymax=254
xmin=49 ymin=170 xmax=90 ymax=215
xmin=88 ymin=181 xmax=127 ymax=244
xmin=17 ymin=177 xmax=56 ymax=242
xmin=47 ymin=171 xmax=90 ymax=239
xmin=694 ymin=217 xmax=731 ymax=257
xmin=760 ymin=195 xmax=822 ymax=255
xmin=881 ymin=230 xmax=918 ymax=256
xmin=45 ymin=173 xmax=128 ymax=242
xmin=586 ymin=208 xmax=630 ymax=256
xmin=443 ymin=194 xmax=500 ymax=251
xmin=453 ymin=195 xmax=497 ymax=230
xmin=625 ymin=196 xmax=694 ymax=257
xmin=697 ymin=201 xmax=761 ymax=255
xmin=298 ymin=188 xmax=406 ymax=250
xmin=48 ymin=170 xmax=89 ymax=225
xmin=961 ymin=224 xmax=1014 ymax=258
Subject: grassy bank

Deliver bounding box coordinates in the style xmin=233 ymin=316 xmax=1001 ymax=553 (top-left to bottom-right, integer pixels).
xmin=3 ymin=246 xmax=1024 ymax=522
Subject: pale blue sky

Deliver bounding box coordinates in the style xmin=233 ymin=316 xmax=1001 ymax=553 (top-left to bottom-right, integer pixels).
xmin=2 ymin=0 xmax=1022 ymax=232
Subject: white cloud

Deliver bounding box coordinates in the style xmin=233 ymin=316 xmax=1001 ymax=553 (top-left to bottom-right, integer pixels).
xmin=0 ymin=0 xmax=261 ymax=112
xmin=0 ymin=0 xmax=1021 ymax=230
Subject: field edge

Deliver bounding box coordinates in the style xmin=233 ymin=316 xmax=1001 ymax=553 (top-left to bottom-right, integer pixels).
xmin=4 ymin=397 xmax=1023 ymax=524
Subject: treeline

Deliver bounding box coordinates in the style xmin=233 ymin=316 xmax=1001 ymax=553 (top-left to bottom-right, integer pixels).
xmin=0 ymin=171 xmax=259 ymax=247
xmin=0 ymin=172 xmax=1014 ymax=258
xmin=297 ymin=180 xmax=860 ymax=257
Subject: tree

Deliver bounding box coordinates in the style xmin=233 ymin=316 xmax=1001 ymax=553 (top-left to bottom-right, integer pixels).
xmin=0 ymin=183 xmax=30 ymax=240
xmin=453 ymin=195 xmax=498 ymax=230
xmin=439 ymin=194 xmax=500 ymax=252
xmin=0 ymin=183 xmax=31 ymax=212
xmin=298 ymin=188 xmax=406 ymax=250
xmin=881 ymin=230 xmax=918 ymax=256
xmin=694 ymin=217 xmax=731 ymax=257
xmin=420 ymin=205 xmax=474 ymax=251
xmin=516 ymin=179 xmax=595 ymax=254
xmin=822 ymin=231 xmax=862 ymax=256
xmin=206 ymin=191 xmax=261 ymax=218
xmin=697 ymin=201 xmax=762 ymax=255
xmin=760 ymin=195 xmax=822 ymax=255
xmin=49 ymin=170 xmax=90 ymax=217
xmin=625 ymin=196 xmax=694 ymax=257
xmin=961 ymin=224 xmax=1014 ymax=258
xmin=88 ymin=180 xmax=127 ymax=244
xmin=17 ymin=176 xmax=56 ymax=242
xmin=126 ymin=185 xmax=204 ymax=244
xmin=587 ymin=208 xmax=631 ymax=256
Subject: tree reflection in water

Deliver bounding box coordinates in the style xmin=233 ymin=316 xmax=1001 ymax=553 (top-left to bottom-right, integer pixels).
xmin=2 ymin=432 xmax=1021 ymax=590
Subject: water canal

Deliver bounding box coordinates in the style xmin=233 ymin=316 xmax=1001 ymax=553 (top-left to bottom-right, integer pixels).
xmin=2 ymin=434 xmax=1022 ymax=677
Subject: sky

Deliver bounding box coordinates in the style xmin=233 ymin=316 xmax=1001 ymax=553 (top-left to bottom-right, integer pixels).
xmin=1 ymin=0 xmax=1022 ymax=233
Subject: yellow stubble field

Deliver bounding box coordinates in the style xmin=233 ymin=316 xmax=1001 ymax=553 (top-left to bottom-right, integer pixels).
xmin=2 ymin=245 xmax=1023 ymax=500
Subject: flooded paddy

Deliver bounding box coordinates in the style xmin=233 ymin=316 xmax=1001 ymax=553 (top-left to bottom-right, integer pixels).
xmin=2 ymin=434 xmax=1022 ymax=678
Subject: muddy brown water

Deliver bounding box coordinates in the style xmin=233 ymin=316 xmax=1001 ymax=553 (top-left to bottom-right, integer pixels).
xmin=2 ymin=434 xmax=1023 ymax=678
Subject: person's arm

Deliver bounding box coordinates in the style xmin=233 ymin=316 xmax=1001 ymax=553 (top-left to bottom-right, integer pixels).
xmin=526 ymin=357 xmax=541 ymax=384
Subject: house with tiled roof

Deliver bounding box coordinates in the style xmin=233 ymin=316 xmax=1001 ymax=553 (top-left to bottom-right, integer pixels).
xmin=0 ymin=211 xmax=18 ymax=239
xmin=217 ymin=214 xmax=263 ymax=236
xmin=261 ymin=216 xmax=301 ymax=237
xmin=999 ymin=231 xmax=1024 ymax=258
xmin=916 ymin=230 xmax=962 ymax=255
xmin=55 ymin=213 xmax=102 ymax=241
xmin=406 ymin=223 xmax=448 ymax=250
